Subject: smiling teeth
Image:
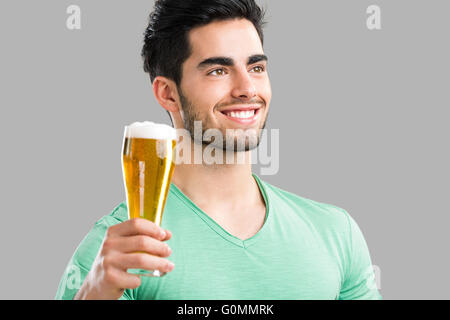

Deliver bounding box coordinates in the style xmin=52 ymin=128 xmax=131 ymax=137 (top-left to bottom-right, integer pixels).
xmin=226 ymin=110 xmax=255 ymax=118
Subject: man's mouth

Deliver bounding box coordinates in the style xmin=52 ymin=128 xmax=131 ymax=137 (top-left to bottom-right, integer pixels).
xmin=219 ymin=106 xmax=262 ymax=124
xmin=222 ymin=109 xmax=256 ymax=119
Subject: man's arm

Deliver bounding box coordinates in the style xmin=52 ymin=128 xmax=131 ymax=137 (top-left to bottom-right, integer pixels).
xmin=55 ymin=210 xmax=173 ymax=300
xmin=338 ymin=212 xmax=382 ymax=300
xmin=55 ymin=218 xmax=112 ymax=300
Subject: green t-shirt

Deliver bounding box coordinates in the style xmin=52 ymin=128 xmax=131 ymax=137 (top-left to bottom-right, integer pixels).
xmin=55 ymin=174 xmax=382 ymax=300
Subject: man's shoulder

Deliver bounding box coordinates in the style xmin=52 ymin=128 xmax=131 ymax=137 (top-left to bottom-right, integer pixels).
xmin=94 ymin=202 xmax=128 ymax=227
xmin=259 ymin=177 xmax=351 ymax=228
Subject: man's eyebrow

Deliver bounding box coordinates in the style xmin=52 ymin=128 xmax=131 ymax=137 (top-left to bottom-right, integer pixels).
xmin=197 ymin=54 xmax=268 ymax=70
xmin=247 ymin=54 xmax=268 ymax=65
xmin=197 ymin=57 xmax=234 ymax=70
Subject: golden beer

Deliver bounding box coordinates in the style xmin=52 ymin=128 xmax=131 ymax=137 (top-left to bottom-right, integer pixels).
xmin=122 ymin=122 xmax=176 ymax=224
xmin=121 ymin=122 xmax=176 ymax=277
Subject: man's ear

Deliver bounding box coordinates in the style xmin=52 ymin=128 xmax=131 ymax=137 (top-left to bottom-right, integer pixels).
xmin=152 ymin=76 xmax=180 ymax=113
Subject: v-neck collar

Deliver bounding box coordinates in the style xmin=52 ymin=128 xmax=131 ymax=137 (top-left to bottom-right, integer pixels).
xmin=169 ymin=173 xmax=272 ymax=249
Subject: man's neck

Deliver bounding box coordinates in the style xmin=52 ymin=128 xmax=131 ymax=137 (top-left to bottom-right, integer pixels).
xmin=171 ymin=142 xmax=263 ymax=214
xmin=170 ymin=141 xmax=267 ymax=240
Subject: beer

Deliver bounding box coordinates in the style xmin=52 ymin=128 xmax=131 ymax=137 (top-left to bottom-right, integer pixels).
xmin=121 ymin=122 xmax=176 ymax=277
xmin=122 ymin=121 xmax=176 ymax=226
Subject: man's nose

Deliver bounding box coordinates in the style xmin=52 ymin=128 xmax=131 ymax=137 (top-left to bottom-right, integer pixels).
xmin=231 ymin=69 xmax=257 ymax=100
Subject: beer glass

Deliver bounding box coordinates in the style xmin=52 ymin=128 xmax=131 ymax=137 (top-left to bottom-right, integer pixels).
xmin=121 ymin=121 xmax=176 ymax=277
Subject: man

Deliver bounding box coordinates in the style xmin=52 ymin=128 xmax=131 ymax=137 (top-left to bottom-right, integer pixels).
xmin=56 ymin=0 xmax=382 ymax=300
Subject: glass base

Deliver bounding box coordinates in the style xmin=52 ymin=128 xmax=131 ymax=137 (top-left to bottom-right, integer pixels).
xmin=127 ymin=268 xmax=166 ymax=277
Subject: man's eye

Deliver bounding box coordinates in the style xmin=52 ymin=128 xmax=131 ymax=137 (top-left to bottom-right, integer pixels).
xmin=251 ymin=65 xmax=265 ymax=73
xmin=208 ymin=68 xmax=226 ymax=76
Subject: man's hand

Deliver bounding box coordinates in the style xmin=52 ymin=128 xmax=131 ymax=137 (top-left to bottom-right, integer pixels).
xmin=74 ymin=218 xmax=174 ymax=300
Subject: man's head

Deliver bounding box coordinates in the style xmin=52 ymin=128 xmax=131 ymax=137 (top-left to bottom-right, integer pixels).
xmin=142 ymin=0 xmax=271 ymax=151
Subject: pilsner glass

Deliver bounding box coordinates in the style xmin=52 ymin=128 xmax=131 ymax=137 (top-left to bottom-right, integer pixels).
xmin=121 ymin=121 xmax=176 ymax=277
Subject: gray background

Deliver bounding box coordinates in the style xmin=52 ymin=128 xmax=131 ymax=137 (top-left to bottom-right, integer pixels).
xmin=0 ymin=0 xmax=448 ymax=299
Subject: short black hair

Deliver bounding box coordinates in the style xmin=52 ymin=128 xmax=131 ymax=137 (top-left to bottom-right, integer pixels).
xmin=141 ymin=0 xmax=267 ymax=86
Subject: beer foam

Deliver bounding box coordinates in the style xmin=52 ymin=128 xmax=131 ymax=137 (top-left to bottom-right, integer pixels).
xmin=126 ymin=121 xmax=176 ymax=140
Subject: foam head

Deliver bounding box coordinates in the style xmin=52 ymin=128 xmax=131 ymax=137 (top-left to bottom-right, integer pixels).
xmin=125 ymin=121 xmax=176 ymax=140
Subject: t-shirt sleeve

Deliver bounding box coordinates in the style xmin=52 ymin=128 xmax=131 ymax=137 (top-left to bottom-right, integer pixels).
xmin=338 ymin=212 xmax=382 ymax=300
xmin=55 ymin=207 xmax=134 ymax=300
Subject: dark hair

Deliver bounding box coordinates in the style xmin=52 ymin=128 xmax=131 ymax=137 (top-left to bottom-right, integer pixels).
xmin=141 ymin=0 xmax=267 ymax=86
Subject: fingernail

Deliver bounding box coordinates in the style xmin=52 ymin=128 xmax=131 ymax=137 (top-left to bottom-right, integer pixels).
xmin=168 ymin=262 xmax=175 ymax=271
xmin=160 ymin=230 xmax=166 ymax=239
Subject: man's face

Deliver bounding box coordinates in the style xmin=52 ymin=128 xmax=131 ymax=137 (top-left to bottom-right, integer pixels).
xmin=178 ymin=18 xmax=272 ymax=151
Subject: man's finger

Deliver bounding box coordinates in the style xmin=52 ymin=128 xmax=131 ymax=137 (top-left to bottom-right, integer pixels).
xmin=109 ymin=235 xmax=171 ymax=257
xmin=107 ymin=218 xmax=166 ymax=240
xmin=162 ymin=229 xmax=172 ymax=241
xmin=103 ymin=267 xmax=142 ymax=290
xmin=114 ymin=252 xmax=175 ymax=273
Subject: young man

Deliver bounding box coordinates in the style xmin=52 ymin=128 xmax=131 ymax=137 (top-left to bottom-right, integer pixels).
xmin=56 ymin=0 xmax=382 ymax=300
